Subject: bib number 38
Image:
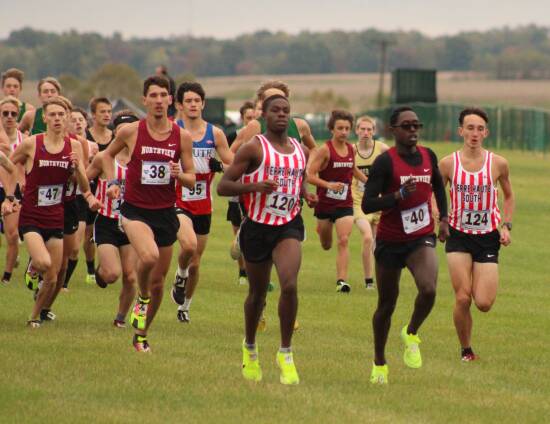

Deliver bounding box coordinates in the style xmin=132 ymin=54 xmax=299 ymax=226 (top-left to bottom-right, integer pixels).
xmin=401 ymin=202 xmax=430 ymax=234
xmin=141 ymin=161 xmax=170 ymax=185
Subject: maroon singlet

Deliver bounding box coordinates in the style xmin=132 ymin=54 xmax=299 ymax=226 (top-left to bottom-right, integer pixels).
xmin=124 ymin=119 xmax=181 ymax=209
xmin=315 ymin=140 xmax=354 ymax=214
xmin=376 ymin=146 xmax=434 ymax=242
xmin=19 ymin=134 xmax=73 ymax=229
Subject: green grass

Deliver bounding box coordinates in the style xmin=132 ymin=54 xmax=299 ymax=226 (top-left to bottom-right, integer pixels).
xmin=1 ymin=142 xmax=549 ymax=423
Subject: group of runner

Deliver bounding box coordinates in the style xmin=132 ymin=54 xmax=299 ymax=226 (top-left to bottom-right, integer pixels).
xmin=0 ymin=67 xmax=514 ymax=385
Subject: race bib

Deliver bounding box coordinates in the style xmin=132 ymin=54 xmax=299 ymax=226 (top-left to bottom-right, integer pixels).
xmin=141 ymin=161 xmax=170 ymax=185
xmin=265 ymin=192 xmax=298 ymax=217
xmin=401 ymin=202 xmax=430 ymax=234
xmin=38 ymin=184 xmax=63 ymax=207
xmin=182 ymin=181 xmax=207 ymax=201
xmin=461 ymin=209 xmax=491 ymax=232
xmin=326 ymin=183 xmax=348 ymax=200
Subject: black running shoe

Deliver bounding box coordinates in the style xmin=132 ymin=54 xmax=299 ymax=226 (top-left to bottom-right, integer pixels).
xmin=177 ymin=309 xmax=190 ymax=323
xmin=336 ymin=280 xmax=351 ymax=293
xmin=40 ymin=309 xmax=56 ymax=321
xmin=170 ymin=273 xmax=187 ymax=305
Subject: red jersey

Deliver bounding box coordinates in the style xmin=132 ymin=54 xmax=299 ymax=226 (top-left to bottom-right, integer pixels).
xmin=96 ymin=160 xmax=127 ymax=219
xmin=449 ymin=150 xmax=500 ymax=234
xmin=175 ymin=121 xmax=215 ymax=215
xmin=241 ymin=135 xmax=306 ymax=226
xmin=377 ymin=146 xmax=434 ymax=242
xmin=315 ymin=140 xmax=354 ymax=213
xmin=19 ymin=134 xmax=73 ymax=229
xmin=124 ymin=119 xmax=181 ymax=209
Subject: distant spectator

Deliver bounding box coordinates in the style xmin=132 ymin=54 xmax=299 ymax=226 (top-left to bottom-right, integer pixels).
xmin=155 ymin=65 xmax=176 ymax=118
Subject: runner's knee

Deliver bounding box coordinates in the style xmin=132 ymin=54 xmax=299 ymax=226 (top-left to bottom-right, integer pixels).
xmin=139 ymin=250 xmax=159 ymax=269
xmin=474 ymin=299 xmax=493 ymax=312
xmin=337 ymin=233 xmax=350 ymax=248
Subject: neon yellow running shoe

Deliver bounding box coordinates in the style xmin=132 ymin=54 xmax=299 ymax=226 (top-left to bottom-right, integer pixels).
xmin=242 ymin=340 xmax=262 ymax=382
xmin=276 ymin=351 xmax=300 ymax=385
xmin=85 ymin=273 xmax=96 ymax=285
xmin=401 ymin=325 xmax=422 ymax=368
xmin=130 ymin=296 xmax=150 ymax=331
xmin=370 ymin=363 xmax=389 ymax=384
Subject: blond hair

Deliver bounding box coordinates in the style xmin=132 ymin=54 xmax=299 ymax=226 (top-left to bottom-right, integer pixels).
xmin=355 ymin=115 xmax=376 ymax=130
xmin=0 ymin=95 xmax=21 ymax=112
xmin=43 ymin=96 xmax=70 ymax=112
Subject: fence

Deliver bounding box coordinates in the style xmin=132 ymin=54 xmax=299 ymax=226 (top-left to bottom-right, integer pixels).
xmin=304 ymin=102 xmax=550 ymax=152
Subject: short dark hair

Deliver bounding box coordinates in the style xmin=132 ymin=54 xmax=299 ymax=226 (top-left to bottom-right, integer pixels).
xmin=459 ymin=107 xmax=489 ymax=125
xmin=389 ymin=106 xmax=414 ymax=126
xmin=327 ymin=109 xmax=354 ymax=131
xmin=261 ymin=94 xmax=288 ymax=113
xmin=143 ymin=75 xmax=170 ymax=96
xmin=239 ymin=101 xmax=255 ymax=118
xmin=176 ymin=82 xmax=206 ymax=104
xmin=72 ymin=107 xmax=89 ymax=121
xmin=89 ymin=97 xmax=111 ymax=114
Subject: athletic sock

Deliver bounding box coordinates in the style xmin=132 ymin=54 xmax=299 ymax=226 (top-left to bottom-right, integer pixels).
xmin=2 ymin=271 xmax=11 ymax=282
xmin=177 ymin=265 xmax=189 ymax=279
xmin=64 ymin=259 xmax=78 ymax=288
xmin=239 ymin=269 xmax=247 ymax=278
xmin=86 ymin=260 xmax=95 ymax=275
xmin=182 ymin=297 xmax=192 ymax=311
xmin=245 ymin=342 xmax=256 ymax=351
xmin=279 ymin=347 xmax=292 ymax=354
xmin=115 ymin=313 xmax=125 ymax=322
xmin=365 ymin=278 xmax=373 ymax=286
xmin=461 ymin=347 xmax=474 ymax=357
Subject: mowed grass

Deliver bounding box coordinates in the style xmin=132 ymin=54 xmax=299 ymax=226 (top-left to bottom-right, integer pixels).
xmin=1 ymin=142 xmax=549 ymax=423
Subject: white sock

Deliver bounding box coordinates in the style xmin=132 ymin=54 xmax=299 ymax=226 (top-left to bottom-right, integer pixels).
xmin=279 ymin=346 xmax=292 ymax=353
xmin=177 ymin=265 xmax=189 ymax=279
xmin=182 ymin=297 xmax=192 ymax=311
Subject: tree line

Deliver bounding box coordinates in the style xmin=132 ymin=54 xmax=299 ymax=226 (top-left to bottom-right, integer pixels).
xmin=2 ymin=25 xmax=550 ymax=80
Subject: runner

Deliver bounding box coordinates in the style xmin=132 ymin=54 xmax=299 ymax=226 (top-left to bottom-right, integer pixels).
xmin=0 ymin=97 xmax=24 ymax=284
xmin=4 ymin=97 xmax=93 ymax=327
xmin=19 ymin=77 xmax=61 ymax=135
xmin=170 ymin=81 xmax=233 ymax=323
xmin=351 ymin=116 xmax=388 ymax=289
xmin=362 ymin=106 xmax=449 ymax=384
xmin=307 ymin=110 xmax=367 ymax=293
xmin=439 ymin=107 xmax=514 ymax=361
xmin=86 ymin=110 xmax=140 ymax=327
xmin=104 ymin=75 xmax=195 ymax=352
xmin=62 ymin=107 xmax=99 ymax=291
xmin=227 ymin=101 xmax=256 ymax=285
xmin=217 ymin=94 xmax=317 ymax=384
xmin=1 ymin=68 xmax=35 ymax=122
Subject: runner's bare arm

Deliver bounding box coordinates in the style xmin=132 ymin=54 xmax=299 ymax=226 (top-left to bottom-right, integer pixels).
xmin=353 ymin=165 xmax=367 ymax=183
xmin=0 ymin=120 xmax=9 ymax=155
xmin=496 ymin=155 xmax=514 ymax=246
xmin=176 ymin=128 xmax=195 ymax=189
xmin=18 ymin=110 xmax=33 ymax=134
xmin=217 ymin=138 xmax=276 ymax=196
xmin=76 ymin=134 xmax=89 ymax=166
xmin=0 ymin=151 xmax=15 ymax=174
xmin=86 ymin=151 xmax=105 ymax=180
xmin=229 ymin=120 xmax=261 ymax=153
xmin=438 ymin=155 xmax=453 ymax=186
xmin=71 ymin=140 xmax=91 ymax=195
xmin=295 ymin=118 xmax=317 ymax=150
xmin=104 ymin=122 xmax=136 ymax=181
xmin=213 ymin=127 xmax=234 ymax=166
xmin=306 ymin=145 xmax=343 ymax=190
xmin=300 ymin=146 xmax=318 ymax=207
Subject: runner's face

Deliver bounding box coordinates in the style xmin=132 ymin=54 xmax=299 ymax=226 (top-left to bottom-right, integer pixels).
xmin=392 ymin=111 xmax=420 ymax=147
xmin=143 ymin=85 xmax=170 ymax=119
xmin=181 ymin=91 xmax=204 ymax=119
xmin=356 ymin=121 xmax=374 ymax=142
xmin=264 ymin=98 xmax=290 ymax=132
xmin=254 ymin=101 xmax=262 ymax=118
xmin=70 ymin=111 xmax=87 ymax=135
xmin=459 ymin=114 xmax=489 ymax=149
xmin=242 ymin=108 xmax=255 ymax=126
xmin=93 ymin=103 xmax=112 ymax=127
xmin=39 ymin=82 xmax=59 ymax=103
xmin=2 ymin=77 xmax=21 ymax=97
xmin=44 ymin=104 xmax=67 ymax=134
xmin=1 ymin=103 xmax=19 ymax=130
xmin=331 ymin=119 xmax=351 ymax=143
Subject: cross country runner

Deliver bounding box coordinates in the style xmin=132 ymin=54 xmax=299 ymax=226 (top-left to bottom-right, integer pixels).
xmin=104 ymin=76 xmax=195 ymax=352
xmin=439 ymin=107 xmax=514 ymax=361
xmin=19 ymin=77 xmax=61 ymax=135
xmin=1 ymin=68 xmax=35 ymax=122
xmin=217 ymin=94 xmax=317 ymax=385
xmin=362 ymin=106 xmax=449 ymax=384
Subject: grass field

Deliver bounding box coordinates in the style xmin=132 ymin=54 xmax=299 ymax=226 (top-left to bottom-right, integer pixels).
xmin=1 ymin=142 xmax=549 ymax=423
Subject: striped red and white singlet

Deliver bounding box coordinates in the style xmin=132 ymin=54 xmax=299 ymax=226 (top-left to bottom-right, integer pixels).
xmin=241 ymin=135 xmax=306 ymax=226
xmin=95 ymin=160 xmax=127 ymax=219
xmin=449 ymin=150 xmax=500 ymax=234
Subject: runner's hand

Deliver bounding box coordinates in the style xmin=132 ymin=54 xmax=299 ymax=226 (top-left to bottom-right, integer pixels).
xmin=1 ymin=200 xmax=13 ymax=216
xmin=397 ymin=178 xmax=416 ymax=199
xmin=500 ymin=227 xmax=511 ymax=246
xmin=327 ymin=182 xmax=345 ymax=192
xmin=304 ymin=192 xmax=318 ymax=208
xmin=106 ymin=184 xmax=120 ymax=200
xmin=70 ymin=151 xmax=80 ymax=169
xmin=438 ymin=218 xmax=449 ymax=242
xmin=86 ymin=195 xmax=101 ymax=212
xmin=169 ymin=161 xmax=182 ymax=179
xmin=254 ymin=180 xmax=278 ymax=194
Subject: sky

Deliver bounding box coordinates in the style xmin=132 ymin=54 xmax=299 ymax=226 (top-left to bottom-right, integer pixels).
xmin=1 ymin=0 xmax=550 ymax=39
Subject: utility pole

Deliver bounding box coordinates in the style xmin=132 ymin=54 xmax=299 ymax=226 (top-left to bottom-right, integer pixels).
xmin=376 ymin=39 xmax=390 ymax=107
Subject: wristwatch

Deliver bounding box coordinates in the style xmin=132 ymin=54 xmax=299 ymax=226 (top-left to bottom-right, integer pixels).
xmin=501 ymin=222 xmax=512 ymax=231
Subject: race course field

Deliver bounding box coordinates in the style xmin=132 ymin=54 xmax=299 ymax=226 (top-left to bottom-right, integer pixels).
xmin=1 ymin=142 xmax=549 ymax=423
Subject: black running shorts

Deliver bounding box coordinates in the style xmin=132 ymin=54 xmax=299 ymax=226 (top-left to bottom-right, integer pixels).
xmin=226 ymin=201 xmax=245 ymax=228
xmin=445 ymin=226 xmax=500 ymax=263
xmin=63 ymin=199 xmax=80 ymax=235
xmin=239 ymin=214 xmax=304 ymax=263
xmin=375 ymin=234 xmax=436 ymax=269
xmin=314 ymin=207 xmax=354 ymax=223
xmin=120 ymin=202 xmax=179 ymax=247
xmin=19 ymin=225 xmax=63 ymax=242
xmin=94 ymin=214 xmax=129 ymax=247
xmin=176 ymin=208 xmax=212 ymax=235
